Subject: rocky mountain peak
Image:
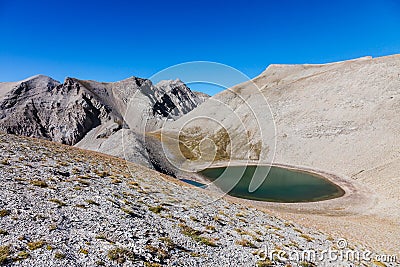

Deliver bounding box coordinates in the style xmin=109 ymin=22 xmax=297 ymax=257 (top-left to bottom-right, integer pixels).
xmin=0 ymin=74 xmax=209 ymax=167
xmin=150 ymin=80 xmax=198 ymax=118
xmin=20 ymin=74 xmax=59 ymax=84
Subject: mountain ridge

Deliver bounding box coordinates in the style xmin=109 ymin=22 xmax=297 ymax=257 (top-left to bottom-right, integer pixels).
xmin=0 ymin=74 xmax=209 ymax=168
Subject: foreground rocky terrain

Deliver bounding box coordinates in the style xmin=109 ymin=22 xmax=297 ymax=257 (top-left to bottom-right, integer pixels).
xmin=0 ymin=133 xmax=388 ymax=267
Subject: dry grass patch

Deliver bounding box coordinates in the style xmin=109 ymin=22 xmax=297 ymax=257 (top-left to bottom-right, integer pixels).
xmin=179 ymin=224 xmax=218 ymax=247
xmin=0 ymin=245 xmax=10 ymax=265
xmin=0 ymin=229 xmax=8 ymax=235
xmin=205 ymin=225 xmax=216 ymax=231
xmin=300 ymin=234 xmax=314 ymax=242
xmin=256 ymin=259 xmax=274 ymax=267
xmin=54 ymin=252 xmax=66 ymax=260
xmin=148 ymin=205 xmax=166 ymax=214
xmin=235 ymin=239 xmax=257 ymax=248
xmin=299 ymin=261 xmax=317 ymax=267
xmin=107 ymin=247 xmax=135 ymax=264
xmin=121 ymin=207 xmax=141 ymax=218
xmin=0 ymin=210 xmax=10 ymax=217
xmin=79 ymin=248 xmax=89 ymax=255
xmin=48 ymin=198 xmax=66 ymax=207
xmin=27 ymin=240 xmax=46 ymax=250
xmin=15 ymin=251 xmax=29 ymax=261
xmin=29 ymin=180 xmax=48 ymax=188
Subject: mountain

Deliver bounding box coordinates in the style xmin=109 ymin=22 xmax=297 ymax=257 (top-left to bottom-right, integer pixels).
xmin=0 ymin=75 xmax=208 ymax=167
xmin=159 ymin=54 xmax=400 ymax=253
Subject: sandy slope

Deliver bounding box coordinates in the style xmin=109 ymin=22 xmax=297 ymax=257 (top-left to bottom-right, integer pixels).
xmin=254 ymin=55 xmax=400 ymax=254
xmin=162 ymin=55 xmax=400 ymax=255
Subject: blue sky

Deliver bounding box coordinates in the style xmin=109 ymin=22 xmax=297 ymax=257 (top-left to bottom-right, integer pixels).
xmin=0 ymin=0 xmax=399 ymax=95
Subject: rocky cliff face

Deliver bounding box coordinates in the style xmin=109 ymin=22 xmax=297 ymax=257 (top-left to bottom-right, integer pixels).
xmin=0 ymin=74 xmax=208 ymax=167
xmin=153 ymin=79 xmax=203 ymax=118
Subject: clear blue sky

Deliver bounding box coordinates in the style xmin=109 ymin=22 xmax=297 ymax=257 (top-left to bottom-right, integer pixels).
xmin=1 ymin=0 xmax=399 ymax=95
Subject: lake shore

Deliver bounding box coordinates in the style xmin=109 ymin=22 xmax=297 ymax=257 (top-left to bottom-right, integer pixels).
xmin=179 ymin=160 xmax=398 ymax=255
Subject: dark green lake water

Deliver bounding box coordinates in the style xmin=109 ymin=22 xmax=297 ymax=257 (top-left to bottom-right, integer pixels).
xmin=199 ymin=165 xmax=344 ymax=203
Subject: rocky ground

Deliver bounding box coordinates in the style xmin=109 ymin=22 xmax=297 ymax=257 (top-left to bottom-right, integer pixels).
xmin=0 ymin=133 xmax=394 ymax=266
